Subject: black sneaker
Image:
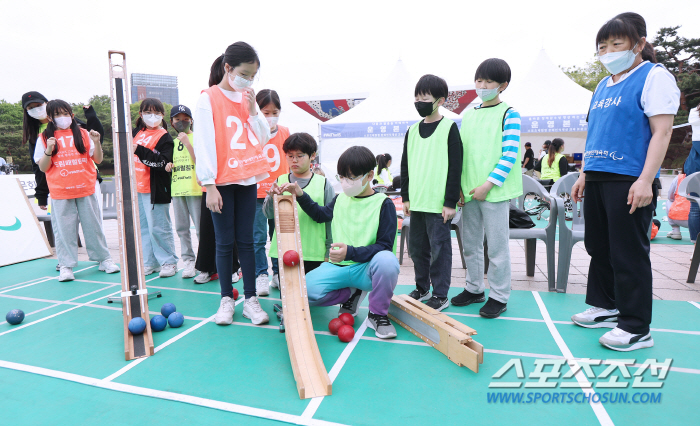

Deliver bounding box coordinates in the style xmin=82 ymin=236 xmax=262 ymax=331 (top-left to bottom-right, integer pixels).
xmin=425 ymin=296 xmax=449 ymax=312
xmin=408 ymin=288 xmax=430 ymax=302
xmin=338 ymin=288 xmax=367 ymax=317
xmin=451 ymin=290 xmax=486 ymax=307
xmin=480 ymin=298 xmax=507 ymax=318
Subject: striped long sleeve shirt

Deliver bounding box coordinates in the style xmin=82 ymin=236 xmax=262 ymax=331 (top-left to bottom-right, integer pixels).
xmin=487 ymin=108 xmax=521 ymax=187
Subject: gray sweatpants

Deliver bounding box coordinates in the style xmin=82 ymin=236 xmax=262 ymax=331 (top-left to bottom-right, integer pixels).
xmin=51 ymin=193 xmax=111 ymax=268
xmin=173 ymin=195 xmax=202 ymax=262
xmin=461 ymin=199 xmax=511 ymax=304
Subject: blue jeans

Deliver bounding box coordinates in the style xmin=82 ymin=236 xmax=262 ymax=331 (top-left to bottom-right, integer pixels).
xmin=254 ymin=198 xmax=279 ymax=277
xmin=211 ymin=184 xmax=257 ymax=299
xmin=137 ymin=193 xmax=178 ymax=268
xmin=690 ymin=193 xmax=700 ymax=243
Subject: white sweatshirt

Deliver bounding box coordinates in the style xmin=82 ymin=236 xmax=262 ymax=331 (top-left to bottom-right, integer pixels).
xmin=194 ymin=87 xmax=271 ymax=186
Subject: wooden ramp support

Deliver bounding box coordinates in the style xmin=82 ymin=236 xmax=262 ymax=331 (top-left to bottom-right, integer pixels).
xmin=388 ymin=294 xmax=484 ymax=372
xmin=273 ymin=194 xmax=332 ymax=399
xmin=108 ymin=51 xmax=154 ymax=360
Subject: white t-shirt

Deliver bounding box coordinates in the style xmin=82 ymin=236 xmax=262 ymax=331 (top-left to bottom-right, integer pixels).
xmin=688 ymin=108 xmax=700 ymax=139
xmin=598 ymin=61 xmax=680 ymax=117
xmin=193 ymin=87 xmax=271 ymax=187
xmin=33 ymin=134 xmax=95 ymax=164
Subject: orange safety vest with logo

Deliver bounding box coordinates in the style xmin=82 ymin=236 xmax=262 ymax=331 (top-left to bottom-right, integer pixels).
xmin=669 ymin=174 xmax=691 ymax=221
xmin=41 ymin=128 xmax=96 ymax=200
xmin=133 ymin=127 xmax=168 ymax=194
xmin=203 ymin=86 xmax=271 ymax=184
xmin=256 ymin=125 xmax=290 ymax=198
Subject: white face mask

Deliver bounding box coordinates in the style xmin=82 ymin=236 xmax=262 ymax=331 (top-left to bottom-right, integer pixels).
xmin=142 ymin=113 xmax=163 ymax=128
xmin=266 ymin=116 xmax=279 ymax=129
xmin=476 ymin=84 xmax=502 ymax=102
xmin=598 ymin=43 xmax=639 ymax=75
xmin=340 ymin=173 xmax=368 ymax=197
xmin=228 ymin=72 xmax=253 ymax=92
xmin=54 ymin=116 xmax=72 ymax=130
xmin=27 ymin=104 xmax=47 ymax=120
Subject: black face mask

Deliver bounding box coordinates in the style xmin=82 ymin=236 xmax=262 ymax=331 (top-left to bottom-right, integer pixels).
xmin=414 ymin=99 xmax=439 ymax=117
xmin=173 ymin=121 xmax=191 ymax=133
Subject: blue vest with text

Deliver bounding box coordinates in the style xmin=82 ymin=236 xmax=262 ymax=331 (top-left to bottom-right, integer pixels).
xmin=584 ymin=62 xmax=659 ymax=178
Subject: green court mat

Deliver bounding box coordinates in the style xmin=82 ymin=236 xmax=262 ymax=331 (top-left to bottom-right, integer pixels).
xmin=0 ymin=258 xmax=697 ymax=425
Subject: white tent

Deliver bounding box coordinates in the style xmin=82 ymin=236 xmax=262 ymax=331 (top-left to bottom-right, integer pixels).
xmin=318 ymin=60 xmax=465 ymax=181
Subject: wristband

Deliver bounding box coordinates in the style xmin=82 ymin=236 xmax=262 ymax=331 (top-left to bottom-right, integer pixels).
xmin=44 ymin=151 xmax=52 ymax=156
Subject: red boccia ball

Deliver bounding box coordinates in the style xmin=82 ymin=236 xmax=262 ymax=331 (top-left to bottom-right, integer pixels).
xmin=338 ymin=313 xmax=354 ymax=326
xmin=338 ymin=324 xmax=355 ymax=343
xmin=328 ymin=318 xmax=344 ymax=335
xmin=232 ymin=288 xmax=239 ymax=300
xmin=283 ymin=250 xmax=300 ymax=267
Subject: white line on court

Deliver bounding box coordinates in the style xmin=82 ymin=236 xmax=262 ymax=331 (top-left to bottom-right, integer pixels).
xmin=0 ymin=359 xmax=347 ymax=426
xmin=301 ymin=321 xmax=369 ymax=421
xmin=689 ymin=301 xmax=700 ymax=311
xmin=0 ymin=265 xmax=97 ymax=294
xmin=532 ymin=291 xmax=614 ymax=426
xmin=0 ymin=276 xmax=50 ymax=291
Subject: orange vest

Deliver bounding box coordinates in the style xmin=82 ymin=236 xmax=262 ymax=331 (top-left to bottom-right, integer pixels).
xmin=133 ymin=127 xmax=168 ymax=194
xmin=204 ymin=86 xmax=271 ymax=184
xmin=42 ymin=128 xmax=96 ymax=200
xmin=669 ymin=174 xmax=691 ymax=220
xmin=256 ymin=125 xmax=290 ymax=198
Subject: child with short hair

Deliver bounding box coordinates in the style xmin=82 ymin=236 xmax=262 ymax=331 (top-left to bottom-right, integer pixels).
xmin=278 ymin=146 xmax=400 ymax=339
xmin=400 ymin=74 xmax=463 ymax=312
xmin=263 ymin=133 xmax=333 ymax=274
xmin=451 ymin=58 xmax=522 ymax=318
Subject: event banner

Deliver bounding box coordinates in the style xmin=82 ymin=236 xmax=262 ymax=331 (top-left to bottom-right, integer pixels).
xmin=520 ymin=115 xmax=588 ymax=133
xmin=0 ymin=176 xmax=52 ymax=266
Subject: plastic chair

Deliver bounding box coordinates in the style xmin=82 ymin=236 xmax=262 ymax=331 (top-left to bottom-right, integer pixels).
xmin=398 ymin=208 xmax=467 ymax=269
xmin=550 ymin=173 xmax=583 ymax=292
xmin=677 ymin=172 xmax=700 ymax=283
xmin=100 ymin=179 xmax=118 ymax=220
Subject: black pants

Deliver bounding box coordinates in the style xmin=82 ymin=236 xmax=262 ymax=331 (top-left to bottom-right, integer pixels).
xmin=195 ymin=193 xmax=239 ymax=275
xmin=408 ymin=211 xmax=453 ymax=298
xmin=304 ymin=261 xmax=323 ymax=274
xmin=584 ymin=180 xmax=656 ymax=335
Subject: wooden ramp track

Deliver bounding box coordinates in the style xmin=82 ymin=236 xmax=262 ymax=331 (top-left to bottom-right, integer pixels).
xmin=108 ymin=50 xmax=154 ymax=360
xmin=388 ymin=294 xmax=484 ymax=372
xmin=273 ymin=194 xmax=332 ymax=399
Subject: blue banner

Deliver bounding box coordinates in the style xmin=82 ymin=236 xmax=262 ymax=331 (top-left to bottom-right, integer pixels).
xmin=520 ymin=115 xmax=588 ymax=133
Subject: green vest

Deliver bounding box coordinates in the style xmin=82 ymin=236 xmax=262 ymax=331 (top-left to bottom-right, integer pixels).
xmin=269 ymin=173 xmax=327 ymax=261
xmin=460 ymin=102 xmax=523 ymax=203
xmin=541 ymin=153 xmax=564 ymax=182
xmin=407 ymin=118 xmax=453 ymax=213
xmin=332 ymin=192 xmax=392 ymax=265
xmin=172 ymin=133 xmax=202 ymax=197
xmin=39 ymin=123 xmax=48 ymax=133
xmin=374 ymin=167 xmax=393 ymax=185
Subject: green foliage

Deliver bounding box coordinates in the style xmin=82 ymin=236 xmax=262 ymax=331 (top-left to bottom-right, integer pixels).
xmin=561 ymin=59 xmax=608 ymax=92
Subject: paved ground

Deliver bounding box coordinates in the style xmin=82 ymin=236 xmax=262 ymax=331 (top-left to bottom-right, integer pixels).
xmin=56 ymin=205 xmax=700 ymax=303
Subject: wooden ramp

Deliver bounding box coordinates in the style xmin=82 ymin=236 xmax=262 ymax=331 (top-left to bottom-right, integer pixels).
xmin=388 ymin=294 xmax=484 ymax=372
xmin=273 ymin=194 xmax=332 ymax=399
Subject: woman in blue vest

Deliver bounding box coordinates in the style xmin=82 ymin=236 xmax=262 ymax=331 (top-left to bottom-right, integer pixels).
xmin=570 ymin=12 xmax=679 ymax=351
xmin=684 ymin=106 xmax=700 ymax=247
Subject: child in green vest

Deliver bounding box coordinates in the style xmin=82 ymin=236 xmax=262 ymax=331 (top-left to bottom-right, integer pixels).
xmin=263 ymin=133 xmax=334 ymax=274
xmin=168 ymin=105 xmax=203 ymax=279
xmin=277 ymin=146 xmax=400 ymax=339
xmin=451 ymin=58 xmax=522 ymax=318
xmin=400 ymin=74 xmax=463 ymax=312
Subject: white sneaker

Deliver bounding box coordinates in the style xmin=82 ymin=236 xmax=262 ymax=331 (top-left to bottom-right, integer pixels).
xmin=243 ymin=296 xmax=269 ymax=325
xmin=270 ymin=274 xmax=280 ymax=289
xmin=98 ymin=259 xmax=120 ymax=274
xmin=58 ymin=266 xmax=74 ymax=282
xmin=232 ymin=271 xmax=241 ymax=284
xmin=144 ymin=265 xmax=161 ymax=276
xmin=182 ymin=260 xmax=196 ymax=279
xmin=159 ymin=263 xmax=178 ymax=278
xmin=214 ymin=296 xmax=235 ymax=325
xmin=194 ymin=272 xmax=217 ymax=284
xmin=599 ymin=327 xmax=654 ymax=351
xmin=571 ymin=307 xmax=619 ymax=328
xmin=256 ymin=274 xmax=270 ymax=296
xmin=666 ymin=230 xmax=682 ymax=240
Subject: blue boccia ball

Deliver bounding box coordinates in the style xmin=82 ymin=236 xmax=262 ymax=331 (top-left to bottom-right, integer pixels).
xmin=6 ymin=309 xmax=24 ymax=325
xmin=168 ymin=312 xmax=184 ymax=328
xmin=161 ymin=303 xmax=176 ymax=318
xmin=150 ymin=315 xmax=167 ymax=332
xmin=128 ymin=317 xmax=147 ymax=335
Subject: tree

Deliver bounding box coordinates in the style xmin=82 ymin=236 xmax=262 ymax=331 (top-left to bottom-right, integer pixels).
xmin=561 ymin=59 xmax=608 ymax=92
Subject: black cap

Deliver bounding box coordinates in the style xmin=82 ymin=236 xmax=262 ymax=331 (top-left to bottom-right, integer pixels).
xmin=170 ymin=105 xmax=192 ymax=119
xmin=22 ymin=91 xmax=48 ymax=109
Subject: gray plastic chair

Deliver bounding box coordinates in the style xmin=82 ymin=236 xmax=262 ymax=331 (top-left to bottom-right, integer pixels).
xmin=100 ymin=179 xmax=118 ymax=220
xmin=550 ymin=172 xmax=583 ymax=292
xmin=677 ymin=172 xmax=700 ymax=283
xmin=398 ymin=208 xmax=467 ymax=269
xmin=508 ymin=175 xmax=558 ymax=291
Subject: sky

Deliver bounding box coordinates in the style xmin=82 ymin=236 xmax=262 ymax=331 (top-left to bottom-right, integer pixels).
xmin=1 ymin=0 xmax=698 ymax=136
